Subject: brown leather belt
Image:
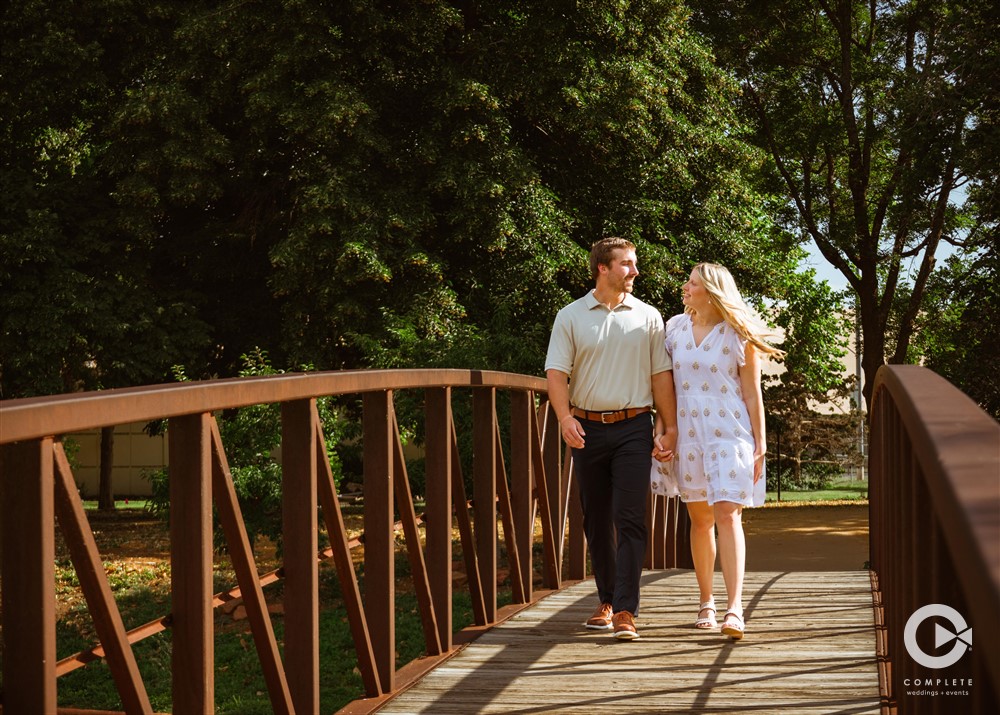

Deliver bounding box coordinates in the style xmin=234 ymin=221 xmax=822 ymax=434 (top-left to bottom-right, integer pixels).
xmin=571 ymin=406 xmax=651 ymax=424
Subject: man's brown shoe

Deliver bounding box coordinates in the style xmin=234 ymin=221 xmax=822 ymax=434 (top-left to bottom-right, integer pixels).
xmin=612 ymin=610 xmax=640 ymax=640
xmin=585 ymin=602 xmax=614 ymax=630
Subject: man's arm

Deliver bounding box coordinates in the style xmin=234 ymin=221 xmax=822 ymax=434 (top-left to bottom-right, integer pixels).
xmin=546 ymin=368 xmax=586 ymax=449
xmin=651 ymin=370 xmax=677 ymax=460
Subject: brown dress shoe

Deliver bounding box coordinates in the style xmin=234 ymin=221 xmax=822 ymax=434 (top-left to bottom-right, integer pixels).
xmin=612 ymin=610 xmax=640 ymax=640
xmin=585 ymin=602 xmax=614 ymax=630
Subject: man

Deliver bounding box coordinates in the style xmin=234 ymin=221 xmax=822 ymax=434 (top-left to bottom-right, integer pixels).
xmin=545 ymin=237 xmax=677 ymax=640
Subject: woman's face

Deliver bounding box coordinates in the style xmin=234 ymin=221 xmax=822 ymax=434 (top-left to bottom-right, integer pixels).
xmin=682 ymin=268 xmax=711 ymax=311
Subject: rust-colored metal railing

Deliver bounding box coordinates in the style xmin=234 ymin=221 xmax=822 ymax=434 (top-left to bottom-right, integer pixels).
xmin=869 ymin=365 xmax=1000 ymax=714
xmin=0 ymin=369 xmax=687 ymax=713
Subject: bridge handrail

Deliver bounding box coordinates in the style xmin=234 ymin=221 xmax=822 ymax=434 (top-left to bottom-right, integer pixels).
xmin=0 ymin=368 xmax=686 ymax=713
xmin=869 ymin=364 xmax=1000 ymax=712
xmin=0 ymin=368 xmax=545 ymax=444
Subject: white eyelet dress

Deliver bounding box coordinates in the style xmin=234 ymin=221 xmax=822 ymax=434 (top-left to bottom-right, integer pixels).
xmin=651 ymin=313 xmax=766 ymax=506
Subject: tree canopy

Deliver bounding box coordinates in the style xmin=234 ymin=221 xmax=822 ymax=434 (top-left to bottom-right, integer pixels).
xmin=688 ymin=0 xmax=998 ymax=408
xmin=3 ymin=0 xmax=809 ymax=398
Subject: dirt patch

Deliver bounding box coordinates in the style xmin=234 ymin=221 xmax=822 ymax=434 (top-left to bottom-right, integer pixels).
xmin=743 ymin=502 xmax=870 ymax=572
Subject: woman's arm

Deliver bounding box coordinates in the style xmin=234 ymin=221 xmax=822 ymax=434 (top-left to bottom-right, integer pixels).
xmin=651 ymin=370 xmax=677 ymax=461
xmin=738 ymin=342 xmax=766 ymax=482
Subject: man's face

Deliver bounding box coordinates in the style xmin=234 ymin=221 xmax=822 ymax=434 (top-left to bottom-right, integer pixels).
xmin=600 ymin=248 xmax=639 ymax=293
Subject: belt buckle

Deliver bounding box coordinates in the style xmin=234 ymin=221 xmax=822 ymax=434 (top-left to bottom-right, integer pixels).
xmin=600 ymin=411 xmax=616 ymax=424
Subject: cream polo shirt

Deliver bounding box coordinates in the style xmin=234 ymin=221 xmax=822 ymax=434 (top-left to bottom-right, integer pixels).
xmin=545 ymin=290 xmax=672 ymax=412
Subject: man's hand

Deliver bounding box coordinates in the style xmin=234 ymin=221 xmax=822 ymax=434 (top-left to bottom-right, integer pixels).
xmin=652 ymin=427 xmax=676 ymax=462
xmin=560 ymin=414 xmax=586 ymax=449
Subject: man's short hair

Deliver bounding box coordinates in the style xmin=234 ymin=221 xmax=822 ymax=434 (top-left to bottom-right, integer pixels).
xmin=590 ymin=237 xmax=636 ymax=279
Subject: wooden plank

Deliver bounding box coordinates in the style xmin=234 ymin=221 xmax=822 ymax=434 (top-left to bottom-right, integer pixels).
xmin=168 ymin=413 xmax=214 ymax=713
xmin=510 ymin=391 xmax=533 ymax=602
xmin=363 ymin=390 xmax=395 ymax=691
xmin=315 ymin=409 xmax=383 ymax=696
xmin=53 ymin=443 xmax=153 ymax=713
xmin=473 ymin=388 xmax=498 ymax=623
xmin=282 ymin=399 xmax=320 ymax=713
xmin=390 ymin=408 xmax=442 ymax=655
xmin=425 ymin=388 xmax=453 ymax=651
xmin=210 ymin=420 xmax=293 ymax=713
xmin=378 ymin=570 xmax=881 ymax=714
xmin=0 ymin=438 xmax=57 ymax=712
xmin=529 ymin=399 xmax=560 ymax=590
xmin=450 ymin=415 xmax=486 ymax=626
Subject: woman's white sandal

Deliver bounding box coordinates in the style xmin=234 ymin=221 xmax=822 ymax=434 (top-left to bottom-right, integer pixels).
xmin=695 ymin=599 xmax=717 ymax=629
xmin=721 ymin=609 xmax=745 ymax=640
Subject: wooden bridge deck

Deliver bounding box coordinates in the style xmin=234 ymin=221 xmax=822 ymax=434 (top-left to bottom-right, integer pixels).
xmin=376 ymin=570 xmax=881 ymax=714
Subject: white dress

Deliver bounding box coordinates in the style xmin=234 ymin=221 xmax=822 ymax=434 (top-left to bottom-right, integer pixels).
xmin=651 ymin=314 xmax=765 ymax=506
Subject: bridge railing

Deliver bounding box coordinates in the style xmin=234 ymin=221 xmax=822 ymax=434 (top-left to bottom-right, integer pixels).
xmin=869 ymin=365 xmax=1000 ymax=714
xmin=0 ymin=369 xmax=687 ymax=714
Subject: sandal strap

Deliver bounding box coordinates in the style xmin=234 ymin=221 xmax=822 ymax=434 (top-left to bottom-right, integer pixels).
xmin=699 ymin=600 xmax=716 ymax=611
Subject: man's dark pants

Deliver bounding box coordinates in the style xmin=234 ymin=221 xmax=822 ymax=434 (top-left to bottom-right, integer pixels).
xmin=572 ymin=413 xmax=652 ymax=616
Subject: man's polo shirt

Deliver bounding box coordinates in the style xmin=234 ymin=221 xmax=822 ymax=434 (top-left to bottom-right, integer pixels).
xmin=545 ymin=290 xmax=672 ymax=412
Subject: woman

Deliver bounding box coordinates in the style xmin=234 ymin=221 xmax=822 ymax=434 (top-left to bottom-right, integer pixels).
xmin=652 ymin=263 xmax=784 ymax=639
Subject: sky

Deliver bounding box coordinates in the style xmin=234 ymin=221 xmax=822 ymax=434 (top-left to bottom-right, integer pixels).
xmin=798 ymin=239 xmax=963 ymax=295
xmin=800 ymin=240 xmax=850 ymax=292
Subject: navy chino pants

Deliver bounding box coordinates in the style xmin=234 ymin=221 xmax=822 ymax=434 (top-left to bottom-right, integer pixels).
xmin=572 ymin=412 xmax=652 ymax=616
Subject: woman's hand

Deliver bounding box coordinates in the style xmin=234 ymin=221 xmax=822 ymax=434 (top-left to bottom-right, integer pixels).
xmin=752 ymin=447 xmax=766 ymax=483
xmin=652 ymin=427 xmax=677 ymax=462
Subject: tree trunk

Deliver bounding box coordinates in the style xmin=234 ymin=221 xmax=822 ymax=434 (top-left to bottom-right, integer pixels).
xmin=859 ymin=303 xmax=887 ymax=411
xmin=98 ymin=426 xmax=115 ymax=510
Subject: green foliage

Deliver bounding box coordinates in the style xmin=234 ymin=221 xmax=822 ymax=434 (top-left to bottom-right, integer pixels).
xmin=145 ymin=349 xmax=348 ymax=552
xmin=687 ymin=0 xmax=996 ymax=405
xmin=2 ymin=0 xmax=803 ymax=401
xmin=763 ymin=269 xmax=864 ymax=482
xmin=909 ymin=245 xmax=1000 ymax=418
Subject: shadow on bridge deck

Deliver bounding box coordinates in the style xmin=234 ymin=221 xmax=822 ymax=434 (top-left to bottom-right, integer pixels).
xmin=374 ymin=569 xmax=880 ymax=714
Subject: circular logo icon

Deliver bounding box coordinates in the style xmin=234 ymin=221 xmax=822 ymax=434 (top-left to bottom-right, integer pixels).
xmin=903 ymin=604 xmax=972 ymax=669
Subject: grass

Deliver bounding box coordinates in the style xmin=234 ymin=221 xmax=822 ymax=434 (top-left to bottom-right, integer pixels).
xmin=81 ymin=499 xmax=150 ymax=510
xmin=766 ymin=477 xmax=869 ymax=503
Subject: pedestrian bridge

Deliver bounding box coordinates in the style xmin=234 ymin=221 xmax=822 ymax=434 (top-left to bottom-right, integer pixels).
xmin=0 ymin=366 xmax=996 ymax=714
xmin=370 ymin=570 xmax=880 ymax=714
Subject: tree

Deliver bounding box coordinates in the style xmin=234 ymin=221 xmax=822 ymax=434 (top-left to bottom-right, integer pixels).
xmin=0 ymin=1 xmax=210 ymax=399
xmin=3 ymin=1 xmax=812 ymax=402
xmin=764 ymin=270 xmax=863 ymax=484
xmin=688 ymin=0 xmax=993 ymax=406
xmin=910 ymin=245 xmax=1000 ymax=418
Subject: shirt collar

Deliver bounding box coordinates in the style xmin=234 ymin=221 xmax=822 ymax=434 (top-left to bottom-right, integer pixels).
xmin=586 ymin=290 xmax=634 ymax=310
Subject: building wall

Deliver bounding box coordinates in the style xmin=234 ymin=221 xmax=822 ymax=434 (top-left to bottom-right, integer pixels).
xmin=65 ymin=422 xmax=167 ymax=498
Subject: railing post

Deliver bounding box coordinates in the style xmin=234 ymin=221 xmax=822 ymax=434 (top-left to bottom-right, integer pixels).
xmin=0 ymin=438 xmax=56 ymax=713
xmin=425 ymin=387 xmax=453 ymax=650
xmin=364 ymin=390 xmax=395 ymax=691
xmin=473 ymin=388 xmax=498 ymax=622
xmin=539 ymin=401 xmax=564 ymax=567
xmin=510 ymin=391 xmax=533 ymax=602
xmin=168 ymin=413 xmax=214 ymax=713
xmin=282 ymin=398 xmax=320 ymax=713
xmin=566 ymin=444 xmax=586 ymax=580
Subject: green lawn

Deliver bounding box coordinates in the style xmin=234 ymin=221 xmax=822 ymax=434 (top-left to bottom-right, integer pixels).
xmin=766 ymin=478 xmax=869 ymax=503
xmin=81 ymin=499 xmax=150 ymax=510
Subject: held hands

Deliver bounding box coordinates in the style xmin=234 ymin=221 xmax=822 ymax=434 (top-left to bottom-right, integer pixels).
xmin=652 ymin=427 xmax=677 ymax=462
xmin=560 ymin=414 xmax=586 ymax=449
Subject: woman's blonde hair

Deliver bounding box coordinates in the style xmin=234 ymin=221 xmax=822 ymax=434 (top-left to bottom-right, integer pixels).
xmin=688 ymin=262 xmax=786 ymax=358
